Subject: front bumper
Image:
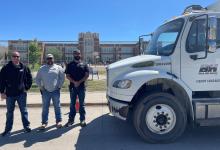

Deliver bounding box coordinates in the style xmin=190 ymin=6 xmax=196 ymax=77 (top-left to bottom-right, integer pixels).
xmin=107 ymin=96 xmax=129 ymax=120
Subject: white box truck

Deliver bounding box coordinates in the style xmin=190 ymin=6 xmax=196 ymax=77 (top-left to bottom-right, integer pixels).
xmin=106 ymin=3 xmax=220 ymax=143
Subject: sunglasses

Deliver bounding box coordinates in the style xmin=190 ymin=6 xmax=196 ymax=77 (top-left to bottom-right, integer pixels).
xmin=12 ymin=55 xmax=20 ymax=58
xmin=47 ymin=57 xmax=53 ymax=60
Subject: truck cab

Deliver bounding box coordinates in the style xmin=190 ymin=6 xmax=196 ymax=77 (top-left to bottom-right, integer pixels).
xmin=106 ymin=4 xmax=220 ymax=143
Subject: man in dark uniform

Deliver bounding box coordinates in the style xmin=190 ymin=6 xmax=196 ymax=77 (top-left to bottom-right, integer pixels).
xmin=65 ymin=49 xmax=89 ymax=127
xmin=0 ymin=51 xmax=32 ymax=136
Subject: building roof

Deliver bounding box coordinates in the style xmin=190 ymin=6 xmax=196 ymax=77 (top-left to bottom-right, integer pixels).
xmin=100 ymin=41 xmax=137 ymax=44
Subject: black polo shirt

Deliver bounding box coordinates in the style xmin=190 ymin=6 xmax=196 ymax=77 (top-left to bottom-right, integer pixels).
xmin=65 ymin=61 xmax=89 ymax=89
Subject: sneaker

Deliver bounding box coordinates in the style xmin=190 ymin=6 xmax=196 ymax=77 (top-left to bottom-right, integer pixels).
xmin=80 ymin=120 xmax=87 ymax=127
xmin=1 ymin=130 xmax=10 ymax=137
xmin=24 ymin=126 xmax=31 ymax=133
xmin=64 ymin=121 xmax=74 ymax=127
xmin=56 ymin=122 xmax=62 ymax=129
xmin=39 ymin=123 xmax=47 ymax=130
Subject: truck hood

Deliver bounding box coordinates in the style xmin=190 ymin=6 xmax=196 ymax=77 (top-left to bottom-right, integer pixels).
xmin=108 ymin=55 xmax=162 ymax=69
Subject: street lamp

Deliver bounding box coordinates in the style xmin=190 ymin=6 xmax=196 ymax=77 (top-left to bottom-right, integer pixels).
xmin=27 ymin=42 xmax=29 ymax=66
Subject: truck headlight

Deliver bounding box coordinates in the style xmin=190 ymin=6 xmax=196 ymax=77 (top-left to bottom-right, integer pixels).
xmin=113 ymin=80 xmax=132 ymax=89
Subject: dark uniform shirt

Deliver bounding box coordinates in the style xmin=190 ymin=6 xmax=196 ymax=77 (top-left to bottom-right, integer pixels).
xmin=65 ymin=61 xmax=89 ymax=89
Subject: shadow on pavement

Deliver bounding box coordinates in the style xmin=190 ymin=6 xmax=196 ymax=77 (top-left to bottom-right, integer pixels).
xmin=0 ymin=124 xmax=80 ymax=148
xmin=75 ymin=113 xmax=220 ymax=150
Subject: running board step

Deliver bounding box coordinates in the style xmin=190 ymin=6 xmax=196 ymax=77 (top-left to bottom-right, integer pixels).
xmin=197 ymin=118 xmax=220 ymax=126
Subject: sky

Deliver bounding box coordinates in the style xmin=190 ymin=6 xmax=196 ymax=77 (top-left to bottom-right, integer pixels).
xmin=0 ymin=0 xmax=217 ymax=41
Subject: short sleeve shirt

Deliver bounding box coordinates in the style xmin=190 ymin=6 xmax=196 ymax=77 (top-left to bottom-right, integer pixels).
xmin=65 ymin=61 xmax=89 ymax=89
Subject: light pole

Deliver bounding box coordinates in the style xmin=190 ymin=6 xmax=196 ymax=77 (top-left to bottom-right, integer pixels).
xmin=27 ymin=41 xmax=29 ymax=66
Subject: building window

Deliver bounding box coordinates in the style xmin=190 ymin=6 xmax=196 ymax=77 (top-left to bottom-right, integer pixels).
xmin=121 ymin=47 xmax=133 ymax=53
xmin=101 ymin=47 xmax=114 ymax=53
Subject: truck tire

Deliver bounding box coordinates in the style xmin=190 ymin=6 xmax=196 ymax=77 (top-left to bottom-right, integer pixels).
xmin=133 ymin=92 xmax=187 ymax=143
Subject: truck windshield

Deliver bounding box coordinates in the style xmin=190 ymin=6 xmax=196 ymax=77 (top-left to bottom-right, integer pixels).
xmin=145 ymin=18 xmax=184 ymax=56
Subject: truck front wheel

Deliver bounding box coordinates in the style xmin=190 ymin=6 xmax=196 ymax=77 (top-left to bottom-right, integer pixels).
xmin=133 ymin=93 xmax=187 ymax=143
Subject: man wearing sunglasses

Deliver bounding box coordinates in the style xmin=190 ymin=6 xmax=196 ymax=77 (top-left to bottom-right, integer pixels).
xmin=35 ymin=54 xmax=65 ymax=130
xmin=0 ymin=51 xmax=32 ymax=136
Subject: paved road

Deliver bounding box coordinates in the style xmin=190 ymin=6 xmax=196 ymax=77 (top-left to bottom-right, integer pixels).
xmin=1 ymin=106 xmax=220 ymax=150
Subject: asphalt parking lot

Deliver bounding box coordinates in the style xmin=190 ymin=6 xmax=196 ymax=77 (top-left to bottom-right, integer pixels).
xmin=1 ymin=106 xmax=220 ymax=150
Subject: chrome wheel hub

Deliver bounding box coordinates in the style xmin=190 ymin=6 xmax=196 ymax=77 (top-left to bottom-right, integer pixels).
xmin=145 ymin=104 xmax=176 ymax=134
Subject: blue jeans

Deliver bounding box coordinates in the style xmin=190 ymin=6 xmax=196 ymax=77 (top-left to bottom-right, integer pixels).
xmin=41 ymin=89 xmax=62 ymax=124
xmin=5 ymin=92 xmax=30 ymax=132
xmin=69 ymin=87 xmax=86 ymax=122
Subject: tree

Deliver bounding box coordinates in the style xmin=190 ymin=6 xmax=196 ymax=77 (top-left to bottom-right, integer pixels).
xmin=46 ymin=48 xmax=62 ymax=63
xmin=29 ymin=40 xmax=41 ymax=69
xmin=0 ymin=45 xmax=8 ymax=64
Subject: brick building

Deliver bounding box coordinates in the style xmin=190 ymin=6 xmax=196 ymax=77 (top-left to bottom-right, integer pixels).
xmin=8 ymin=40 xmax=44 ymax=64
xmin=7 ymin=32 xmax=146 ymax=64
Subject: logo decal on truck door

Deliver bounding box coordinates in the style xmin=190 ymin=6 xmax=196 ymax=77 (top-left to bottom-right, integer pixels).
xmin=199 ymin=64 xmax=218 ymax=75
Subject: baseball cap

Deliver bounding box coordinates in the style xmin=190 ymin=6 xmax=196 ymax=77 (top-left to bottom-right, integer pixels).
xmin=73 ymin=49 xmax=81 ymax=54
xmin=46 ymin=54 xmax=54 ymax=58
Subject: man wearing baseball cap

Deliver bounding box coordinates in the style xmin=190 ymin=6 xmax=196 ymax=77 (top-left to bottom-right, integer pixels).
xmin=36 ymin=54 xmax=65 ymax=130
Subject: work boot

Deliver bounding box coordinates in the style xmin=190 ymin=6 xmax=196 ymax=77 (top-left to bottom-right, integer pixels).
xmin=56 ymin=122 xmax=62 ymax=129
xmin=1 ymin=130 xmax=10 ymax=137
xmin=39 ymin=123 xmax=47 ymax=130
xmin=24 ymin=126 xmax=31 ymax=133
xmin=80 ymin=120 xmax=87 ymax=127
xmin=64 ymin=121 xmax=74 ymax=127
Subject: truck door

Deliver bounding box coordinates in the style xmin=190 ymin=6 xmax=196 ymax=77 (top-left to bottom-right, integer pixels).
xmin=180 ymin=15 xmax=220 ymax=91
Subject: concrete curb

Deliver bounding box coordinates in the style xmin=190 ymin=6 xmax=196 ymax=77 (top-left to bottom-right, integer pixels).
xmin=0 ymin=102 xmax=108 ymax=108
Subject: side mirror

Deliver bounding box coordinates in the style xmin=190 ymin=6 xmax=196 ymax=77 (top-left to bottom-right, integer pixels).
xmin=190 ymin=54 xmax=198 ymax=60
xmin=138 ymin=34 xmax=153 ymax=55
xmin=208 ymin=16 xmax=217 ymax=53
xmin=139 ymin=37 xmax=144 ymax=54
